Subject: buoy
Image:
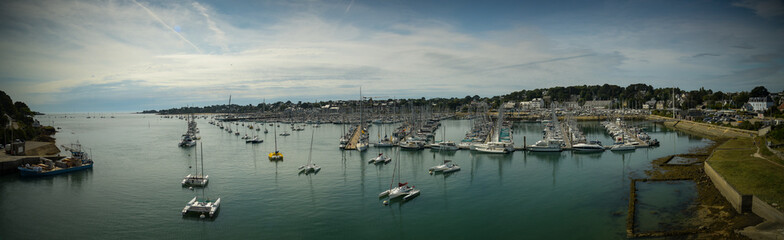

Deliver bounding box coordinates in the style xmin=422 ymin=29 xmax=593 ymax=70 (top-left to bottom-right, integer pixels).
xmin=383 ymin=200 xmax=389 ymax=206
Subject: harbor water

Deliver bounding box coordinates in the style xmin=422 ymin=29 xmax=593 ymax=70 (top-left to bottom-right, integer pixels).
xmin=0 ymin=114 xmax=712 ymax=239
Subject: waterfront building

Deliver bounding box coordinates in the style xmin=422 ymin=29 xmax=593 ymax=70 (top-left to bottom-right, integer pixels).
xmin=746 ymin=97 xmax=775 ymax=112
xmin=583 ymin=100 xmax=613 ymax=109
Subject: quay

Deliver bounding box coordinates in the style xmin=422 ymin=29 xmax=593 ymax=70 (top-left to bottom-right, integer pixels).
xmin=344 ymin=125 xmax=362 ymax=150
xmin=0 ymin=141 xmax=62 ymax=175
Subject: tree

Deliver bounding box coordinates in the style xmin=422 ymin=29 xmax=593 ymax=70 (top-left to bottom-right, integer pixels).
xmin=750 ymin=86 xmax=770 ymax=98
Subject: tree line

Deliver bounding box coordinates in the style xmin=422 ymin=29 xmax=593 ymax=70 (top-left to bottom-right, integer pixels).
xmin=145 ymin=84 xmax=779 ymax=114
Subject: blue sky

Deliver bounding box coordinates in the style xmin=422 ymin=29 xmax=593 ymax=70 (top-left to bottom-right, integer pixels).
xmin=1 ymin=0 xmax=783 ymax=112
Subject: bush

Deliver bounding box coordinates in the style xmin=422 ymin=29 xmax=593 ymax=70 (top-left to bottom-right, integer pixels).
xmin=769 ymin=125 xmax=784 ymax=142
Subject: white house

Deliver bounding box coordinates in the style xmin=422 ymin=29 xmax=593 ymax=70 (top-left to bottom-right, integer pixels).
xmin=747 ymin=97 xmax=774 ymax=112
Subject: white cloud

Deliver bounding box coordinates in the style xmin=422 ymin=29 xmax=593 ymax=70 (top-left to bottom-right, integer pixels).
xmin=1 ymin=0 xmax=782 ymax=112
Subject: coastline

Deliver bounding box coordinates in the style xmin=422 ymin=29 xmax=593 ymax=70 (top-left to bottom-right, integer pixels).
xmin=650 ymin=115 xmax=784 ymax=239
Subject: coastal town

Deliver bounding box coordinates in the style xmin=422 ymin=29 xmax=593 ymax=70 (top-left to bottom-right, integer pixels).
xmin=3 ymin=84 xmax=784 ymax=238
xmin=3 ymin=0 xmax=784 ymax=239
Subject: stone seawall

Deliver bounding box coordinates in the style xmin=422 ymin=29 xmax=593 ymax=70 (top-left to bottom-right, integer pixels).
xmin=704 ymin=161 xmax=752 ymax=213
xmin=662 ymin=120 xmax=755 ymax=139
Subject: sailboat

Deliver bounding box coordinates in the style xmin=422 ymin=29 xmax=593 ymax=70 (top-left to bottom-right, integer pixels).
xmin=356 ymin=87 xmax=368 ymax=152
xmin=269 ymin=127 xmax=283 ymax=161
xmin=298 ymin=129 xmax=321 ymax=174
xmin=429 ymin=159 xmax=460 ymax=174
xmin=182 ymin=143 xmax=208 ymax=187
xmin=368 ymin=152 xmax=392 ymax=164
xmin=181 ymin=143 xmax=220 ymax=219
xmin=435 ymin=125 xmax=458 ymax=151
xmin=378 ymin=148 xmax=420 ymax=201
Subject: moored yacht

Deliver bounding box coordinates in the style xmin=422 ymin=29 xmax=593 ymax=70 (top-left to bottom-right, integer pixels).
xmin=610 ymin=143 xmax=636 ymax=152
xmin=368 ymin=153 xmax=392 ymax=164
xmin=527 ymin=139 xmax=562 ymax=152
xmin=428 ymin=160 xmax=460 ymax=173
xmin=572 ymin=141 xmax=604 ymax=152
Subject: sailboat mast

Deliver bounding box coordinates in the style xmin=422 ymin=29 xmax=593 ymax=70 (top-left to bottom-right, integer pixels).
xmin=194 ymin=143 xmax=198 ymax=176
xmin=308 ymin=130 xmax=315 ymax=164
xmin=200 ymin=143 xmax=204 ymax=177
xmin=274 ymin=127 xmax=278 ymax=151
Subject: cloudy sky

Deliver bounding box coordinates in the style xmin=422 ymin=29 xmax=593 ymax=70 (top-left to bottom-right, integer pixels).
xmin=1 ymin=0 xmax=783 ymax=112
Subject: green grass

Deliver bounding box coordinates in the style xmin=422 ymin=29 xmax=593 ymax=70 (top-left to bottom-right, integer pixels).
xmin=709 ymin=139 xmax=784 ymax=207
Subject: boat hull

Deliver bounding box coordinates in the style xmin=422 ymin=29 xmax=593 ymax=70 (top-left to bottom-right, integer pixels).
xmin=18 ymin=163 xmax=93 ymax=177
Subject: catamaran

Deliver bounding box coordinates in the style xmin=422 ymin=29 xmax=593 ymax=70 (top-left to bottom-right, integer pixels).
xmin=378 ymin=148 xmax=420 ymax=201
xmin=428 ymin=159 xmax=460 ymax=173
xmin=368 ymin=152 xmax=392 ymax=164
xmin=269 ymin=127 xmax=283 ymax=161
xmin=182 ymin=143 xmax=208 ymax=187
xmin=298 ymin=130 xmax=321 ymax=174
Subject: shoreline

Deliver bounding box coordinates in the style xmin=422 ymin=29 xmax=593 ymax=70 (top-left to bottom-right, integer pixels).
xmin=652 ymin=116 xmax=784 ymax=239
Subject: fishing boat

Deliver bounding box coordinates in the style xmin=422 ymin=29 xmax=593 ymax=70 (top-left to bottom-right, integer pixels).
xmin=368 ymin=153 xmax=392 ymax=164
xmin=182 ymin=143 xmax=208 ymax=187
xmin=298 ymin=130 xmax=320 ymax=174
xmin=18 ymin=142 xmax=94 ymax=177
xmin=269 ymin=127 xmax=283 ymax=161
xmin=428 ymin=160 xmax=460 ymax=173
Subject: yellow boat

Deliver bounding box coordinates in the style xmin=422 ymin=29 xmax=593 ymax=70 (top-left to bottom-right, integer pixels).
xmin=268 ymin=151 xmax=283 ymax=161
xmin=269 ymin=127 xmax=283 ymax=161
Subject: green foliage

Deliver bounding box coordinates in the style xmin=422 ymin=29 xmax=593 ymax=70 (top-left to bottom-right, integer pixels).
xmin=769 ymin=125 xmax=784 ymax=142
xmin=737 ymin=121 xmax=763 ymax=131
xmin=750 ymin=86 xmax=770 ymax=98
xmin=0 ymin=91 xmax=45 ymax=143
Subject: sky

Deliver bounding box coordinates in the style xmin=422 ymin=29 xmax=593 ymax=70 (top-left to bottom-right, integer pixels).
xmin=1 ymin=0 xmax=783 ymax=112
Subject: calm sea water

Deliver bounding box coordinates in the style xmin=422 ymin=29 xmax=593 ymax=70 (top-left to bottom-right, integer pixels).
xmin=0 ymin=114 xmax=711 ymax=239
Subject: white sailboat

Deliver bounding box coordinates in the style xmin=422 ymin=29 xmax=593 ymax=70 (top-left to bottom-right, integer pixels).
xmin=378 ymin=148 xmax=420 ymax=201
xmin=429 ymin=159 xmax=460 ymax=173
xmin=181 ymin=143 xmax=220 ymax=219
xmin=182 ymin=143 xmax=208 ymax=187
xmin=298 ymin=130 xmax=321 ymax=174
xmin=368 ymin=152 xmax=392 ymax=164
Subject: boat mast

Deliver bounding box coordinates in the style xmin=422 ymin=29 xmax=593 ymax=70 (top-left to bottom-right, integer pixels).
xmin=308 ymin=129 xmax=315 ymax=165
xmin=274 ymin=127 xmax=278 ymax=152
xmin=194 ymin=143 xmax=198 ymax=176
xmin=200 ymin=143 xmax=204 ymax=177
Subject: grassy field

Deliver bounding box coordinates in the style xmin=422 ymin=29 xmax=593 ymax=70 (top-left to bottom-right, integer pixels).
xmin=709 ymin=137 xmax=784 ymax=208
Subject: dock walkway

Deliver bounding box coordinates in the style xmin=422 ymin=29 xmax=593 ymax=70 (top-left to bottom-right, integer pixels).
xmin=344 ymin=125 xmax=361 ymax=150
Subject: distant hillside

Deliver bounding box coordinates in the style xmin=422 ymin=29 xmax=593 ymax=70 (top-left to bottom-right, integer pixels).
xmin=147 ymin=84 xmax=778 ymax=114
xmin=0 ymin=90 xmax=51 ymax=143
